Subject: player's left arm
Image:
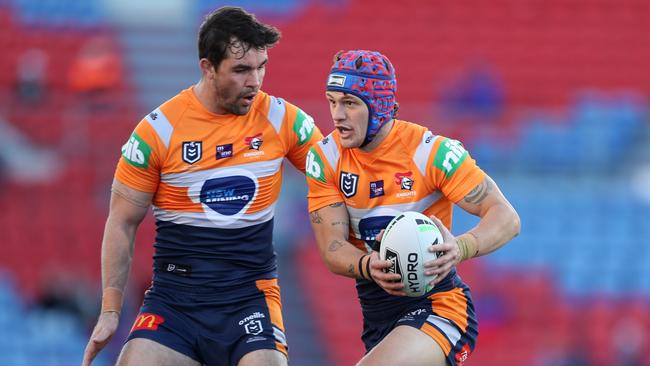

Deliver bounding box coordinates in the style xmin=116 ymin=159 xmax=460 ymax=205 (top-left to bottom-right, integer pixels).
xmin=283 ymin=105 xmax=324 ymax=173
xmin=455 ymin=175 xmax=520 ymax=258
xmin=425 ymin=175 xmax=520 ymax=282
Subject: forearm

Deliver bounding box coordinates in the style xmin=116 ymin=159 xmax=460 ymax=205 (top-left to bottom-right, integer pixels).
xmin=99 ymin=216 xmax=137 ymax=314
xmin=309 ymin=204 xmax=371 ymax=280
xmin=101 ymin=218 xmax=136 ymax=291
xmin=459 ymin=202 xmax=520 ymax=259
xmin=318 ymin=237 xmax=369 ymax=279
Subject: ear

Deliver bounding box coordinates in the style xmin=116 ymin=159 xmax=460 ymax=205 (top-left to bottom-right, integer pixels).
xmin=199 ymin=58 xmax=215 ymax=79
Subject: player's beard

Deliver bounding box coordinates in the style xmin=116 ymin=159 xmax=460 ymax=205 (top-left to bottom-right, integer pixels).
xmin=215 ymin=85 xmax=257 ymax=116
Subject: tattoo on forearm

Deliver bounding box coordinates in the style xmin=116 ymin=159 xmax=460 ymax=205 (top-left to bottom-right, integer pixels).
xmin=347 ymin=264 xmax=355 ymax=275
xmin=331 ymin=221 xmax=349 ymax=227
xmin=329 ymin=202 xmax=344 ymax=208
xmin=328 ymin=239 xmax=344 ymax=252
xmin=464 ymin=179 xmax=491 ymax=205
xmin=310 ymin=211 xmax=323 ymax=224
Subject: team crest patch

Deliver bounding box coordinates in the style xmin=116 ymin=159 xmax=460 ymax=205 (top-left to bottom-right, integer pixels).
xmin=340 ymin=171 xmax=359 ymax=198
xmin=182 ymin=141 xmax=202 ymax=164
xmin=244 ymin=133 xmax=263 ymax=150
xmin=394 ymin=171 xmax=414 ymax=190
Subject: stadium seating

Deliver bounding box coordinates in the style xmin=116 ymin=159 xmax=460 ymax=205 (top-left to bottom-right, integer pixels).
xmin=0 ymin=275 xmax=112 ymax=365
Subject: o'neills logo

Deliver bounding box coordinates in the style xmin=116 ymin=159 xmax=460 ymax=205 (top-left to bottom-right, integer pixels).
xmin=131 ymin=313 xmax=165 ymax=332
xmin=238 ymin=311 xmax=266 ymax=326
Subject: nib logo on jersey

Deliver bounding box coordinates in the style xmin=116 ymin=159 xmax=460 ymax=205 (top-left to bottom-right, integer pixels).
xmin=394 ymin=171 xmax=416 ymax=197
xmin=244 ymin=133 xmax=265 ymax=157
xmin=121 ymin=133 xmax=151 ymax=168
xmin=189 ymin=168 xmax=258 ymax=224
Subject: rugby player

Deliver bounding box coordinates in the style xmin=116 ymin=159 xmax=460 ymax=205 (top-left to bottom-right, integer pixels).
xmin=82 ymin=7 xmax=322 ymax=366
xmin=306 ymin=50 xmax=520 ymax=366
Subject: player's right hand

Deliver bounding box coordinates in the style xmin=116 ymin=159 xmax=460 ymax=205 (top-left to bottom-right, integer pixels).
xmin=81 ymin=311 xmax=120 ymax=366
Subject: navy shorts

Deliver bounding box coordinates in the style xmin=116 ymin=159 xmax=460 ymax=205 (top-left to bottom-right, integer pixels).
xmin=361 ymin=285 xmax=478 ymax=366
xmin=126 ymin=278 xmax=288 ymax=366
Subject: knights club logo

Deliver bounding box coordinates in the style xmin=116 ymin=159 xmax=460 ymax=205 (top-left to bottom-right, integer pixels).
xmin=339 ymin=171 xmax=359 ymax=198
xmin=182 ymin=141 xmax=202 ymax=164
xmin=394 ymin=171 xmax=414 ymax=190
xmin=244 ymin=133 xmax=263 ymax=150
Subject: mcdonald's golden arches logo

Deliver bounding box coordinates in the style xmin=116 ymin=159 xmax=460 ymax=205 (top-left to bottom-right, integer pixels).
xmin=131 ymin=313 xmax=165 ymax=332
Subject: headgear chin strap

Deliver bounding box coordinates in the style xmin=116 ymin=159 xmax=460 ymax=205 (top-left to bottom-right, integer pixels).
xmin=326 ymin=50 xmax=397 ymax=147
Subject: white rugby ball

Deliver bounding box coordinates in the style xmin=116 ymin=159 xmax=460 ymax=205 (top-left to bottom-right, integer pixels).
xmin=379 ymin=211 xmax=443 ymax=297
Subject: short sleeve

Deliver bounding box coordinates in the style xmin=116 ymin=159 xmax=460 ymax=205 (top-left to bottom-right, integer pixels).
xmin=114 ymin=119 xmax=164 ymax=193
xmin=306 ymin=145 xmax=343 ymax=212
xmin=282 ymin=102 xmax=324 ymax=173
xmin=428 ymin=137 xmax=486 ymax=203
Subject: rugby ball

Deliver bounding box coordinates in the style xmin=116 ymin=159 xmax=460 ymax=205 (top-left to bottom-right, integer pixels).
xmin=379 ymin=211 xmax=443 ymax=297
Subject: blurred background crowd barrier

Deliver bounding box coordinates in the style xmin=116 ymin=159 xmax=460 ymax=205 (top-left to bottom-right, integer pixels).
xmin=0 ymin=0 xmax=649 ymax=365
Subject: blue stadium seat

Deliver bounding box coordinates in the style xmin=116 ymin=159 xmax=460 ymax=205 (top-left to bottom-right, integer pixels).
xmin=0 ymin=276 xmax=111 ymax=365
xmin=11 ymin=0 xmax=104 ymax=27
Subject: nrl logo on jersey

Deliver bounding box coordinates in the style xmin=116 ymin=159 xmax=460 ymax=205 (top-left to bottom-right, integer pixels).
xmin=340 ymin=171 xmax=359 ymax=198
xmin=182 ymin=141 xmax=202 ymax=164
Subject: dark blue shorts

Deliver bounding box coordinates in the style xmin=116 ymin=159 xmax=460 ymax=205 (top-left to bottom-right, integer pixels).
xmin=126 ymin=278 xmax=288 ymax=366
xmin=361 ymin=285 xmax=478 ymax=366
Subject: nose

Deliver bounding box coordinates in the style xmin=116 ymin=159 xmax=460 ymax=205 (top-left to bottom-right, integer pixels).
xmin=247 ymin=69 xmax=262 ymax=89
xmin=331 ymin=103 xmax=346 ymax=122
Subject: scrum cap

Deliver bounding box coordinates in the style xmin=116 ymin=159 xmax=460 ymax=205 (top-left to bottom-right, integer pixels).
xmin=326 ymin=50 xmax=397 ymax=147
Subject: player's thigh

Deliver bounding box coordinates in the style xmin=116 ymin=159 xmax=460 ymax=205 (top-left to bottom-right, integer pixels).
xmin=238 ymin=349 xmax=287 ymax=366
xmin=116 ymin=338 xmax=201 ymax=366
xmin=357 ymin=325 xmax=447 ymax=366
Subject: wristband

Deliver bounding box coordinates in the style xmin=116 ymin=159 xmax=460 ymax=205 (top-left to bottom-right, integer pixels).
xmin=365 ymin=255 xmax=373 ymax=281
xmin=456 ymin=232 xmax=479 ymax=261
xmin=101 ymin=287 xmax=124 ymax=315
xmin=357 ymin=255 xmax=367 ymax=280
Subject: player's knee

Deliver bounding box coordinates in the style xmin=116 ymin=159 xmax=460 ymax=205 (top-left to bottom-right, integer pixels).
xmin=237 ymin=349 xmax=287 ymax=366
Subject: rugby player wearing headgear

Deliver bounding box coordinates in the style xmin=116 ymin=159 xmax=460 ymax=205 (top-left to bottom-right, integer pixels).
xmin=306 ymin=50 xmax=520 ymax=366
xmin=82 ymin=6 xmax=322 ymax=366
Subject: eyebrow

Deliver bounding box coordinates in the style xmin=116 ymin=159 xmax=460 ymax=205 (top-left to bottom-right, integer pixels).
xmin=341 ymin=95 xmax=359 ymax=102
xmin=326 ymin=92 xmax=357 ymax=101
xmin=232 ymin=58 xmax=268 ymax=70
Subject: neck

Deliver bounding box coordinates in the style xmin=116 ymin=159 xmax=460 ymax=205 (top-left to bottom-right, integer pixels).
xmin=359 ymin=119 xmax=394 ymax=152
xmin=193 ymin=79 xmax=221 ymax=114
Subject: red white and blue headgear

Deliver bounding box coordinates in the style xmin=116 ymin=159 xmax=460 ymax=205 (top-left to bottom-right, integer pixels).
xmin=327 ymin=50 xmax=397 ymax=147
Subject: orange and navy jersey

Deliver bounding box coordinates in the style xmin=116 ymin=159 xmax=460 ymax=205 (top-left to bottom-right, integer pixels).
xmin=115 ymin=87 xmax=322 ymax=288
xmin=306 ymin=120 xmax=485 ymax=311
